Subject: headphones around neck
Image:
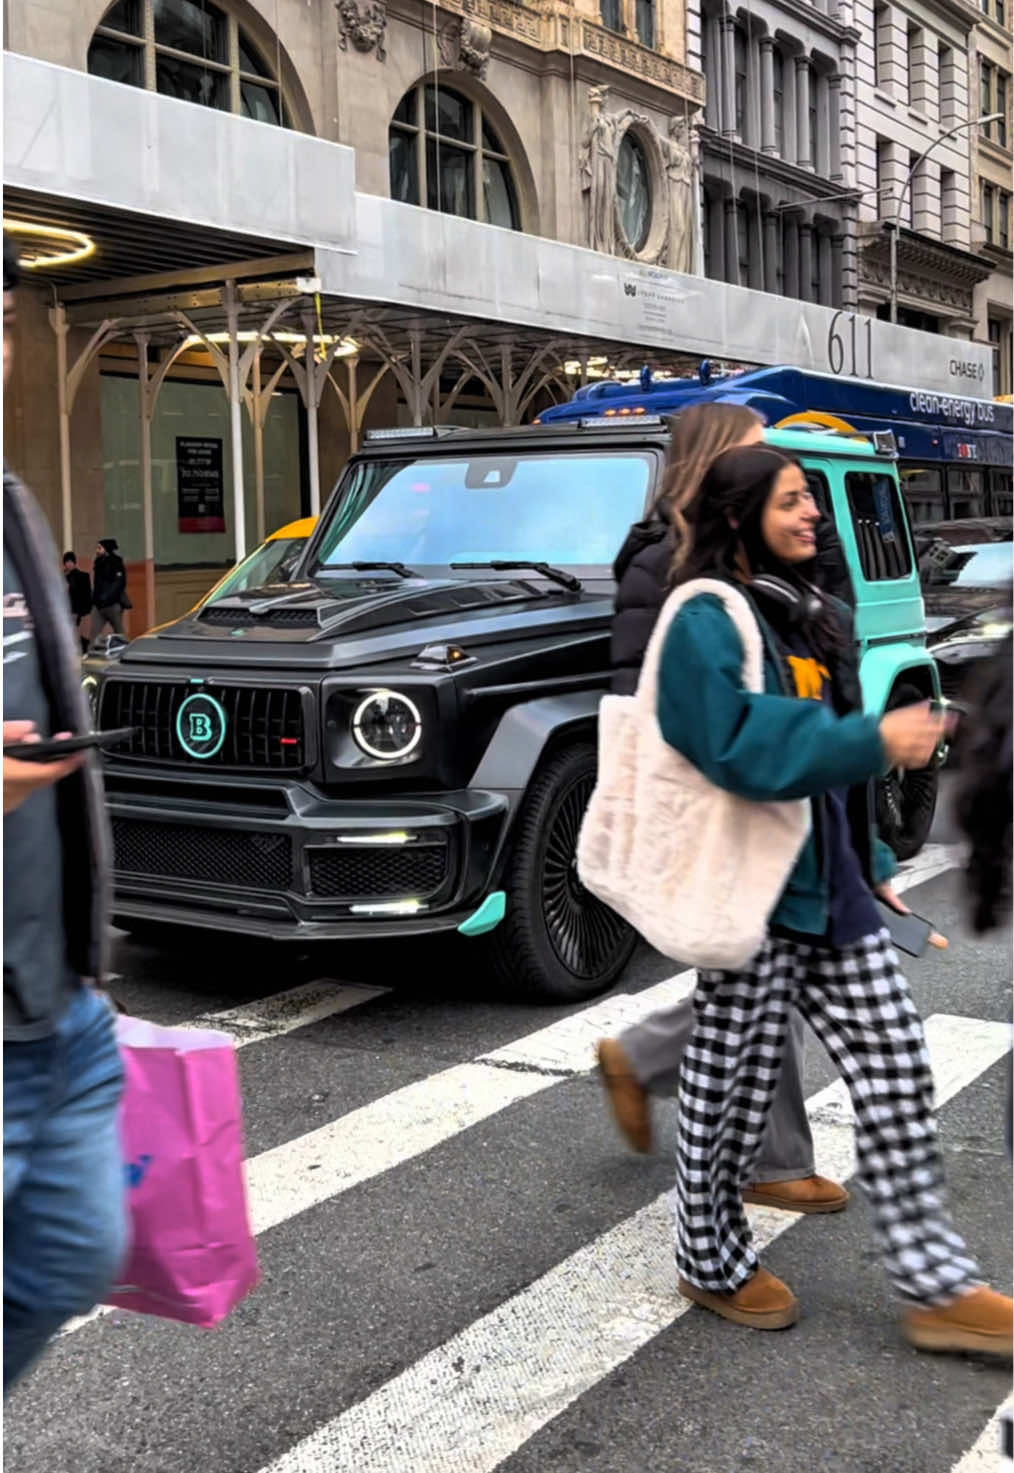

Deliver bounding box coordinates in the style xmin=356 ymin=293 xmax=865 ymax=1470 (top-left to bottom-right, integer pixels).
xmin=747 ymin=573 xmax=824 ymax=629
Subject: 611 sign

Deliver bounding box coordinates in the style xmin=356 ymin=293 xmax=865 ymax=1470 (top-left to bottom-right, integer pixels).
xmin=826 ymin=311 xmax=874 ymax=381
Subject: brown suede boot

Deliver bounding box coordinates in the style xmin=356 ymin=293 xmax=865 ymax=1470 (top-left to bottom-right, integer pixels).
xmin=596 ymin=1039 xmax=652 ymax=1153
xmin=742 ymin=1175 xmax=849 ymax=1214
xmin=902 ymin=1286 xmax=1013 ymax=1357
xmin=679 ymin=1266 xmax=798 ymax=1330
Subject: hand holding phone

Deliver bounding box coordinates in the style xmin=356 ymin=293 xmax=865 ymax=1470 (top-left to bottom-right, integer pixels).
xmin=874 ymin=883 xmax=947 ymax=957
xmin=3 ymin=727 xmax=134 ymax=763
xmin=3 ymin=722 xmax=87 ymax=816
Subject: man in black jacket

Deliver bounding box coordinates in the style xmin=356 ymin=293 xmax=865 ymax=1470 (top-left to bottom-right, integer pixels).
xmin=63 ymin=551 xmax=92 ymax=654
xmin=3 ymin=237 xmax=126 ymax=1392
xmin=90 ymin=537 xmax=128 ymax=645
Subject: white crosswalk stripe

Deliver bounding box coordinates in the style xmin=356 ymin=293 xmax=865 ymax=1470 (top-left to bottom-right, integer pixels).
xmin=58 ymin=843 xmax=971 ymax=1339
xmin=254 ymin=1013 xmax=1013 ymax=1473
xmin=950 ymin=1402 xmax=1014 ymax=1471
xmin=35 ymin=843 xmax=1010 ymax=1473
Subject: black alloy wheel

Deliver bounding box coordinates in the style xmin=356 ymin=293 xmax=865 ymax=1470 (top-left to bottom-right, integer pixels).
xmin=875 ymin=681 xmax=940 ymax=861
xmin=488 ymin=743 xmax=637 ymax=1002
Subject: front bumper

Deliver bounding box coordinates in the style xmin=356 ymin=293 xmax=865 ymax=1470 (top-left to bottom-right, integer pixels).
xmin=105 ymin=770 xmax=511 ymax=940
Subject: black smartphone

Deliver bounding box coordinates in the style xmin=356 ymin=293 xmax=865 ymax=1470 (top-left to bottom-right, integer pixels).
xmin=875 ymin=901 xmax=934 ymax=958
xmin=3 ymin=727 xmax=135 ymax=763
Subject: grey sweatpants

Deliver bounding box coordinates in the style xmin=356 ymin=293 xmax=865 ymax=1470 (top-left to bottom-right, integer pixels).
xmin=618 ymin=994 xmax=814 ymax=1183
xmin=90 ymin=604 xmax=125 ymax=642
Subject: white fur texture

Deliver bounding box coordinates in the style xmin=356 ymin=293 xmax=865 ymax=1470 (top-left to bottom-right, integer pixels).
xmin=576 ymin=579 xmax=811 ymax=969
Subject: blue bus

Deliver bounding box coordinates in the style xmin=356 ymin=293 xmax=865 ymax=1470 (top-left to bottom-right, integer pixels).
xmin=537 ymin=365 xmax=1013 ymax=525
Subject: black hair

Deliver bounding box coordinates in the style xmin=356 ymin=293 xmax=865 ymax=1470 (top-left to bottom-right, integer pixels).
xmin=955 ymin=632 xmax=1012 ymax=933
xmin=676 ymin=443 xmax=844 ymax=661
xmin=3 ymin=235 xmax=20 ymax=293
xmin=63 ymin=551 xmax=77 ymax=564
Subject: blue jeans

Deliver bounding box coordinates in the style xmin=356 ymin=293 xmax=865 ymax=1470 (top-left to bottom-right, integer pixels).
xmin=4 ymin=986 xmax=126 ymax=1393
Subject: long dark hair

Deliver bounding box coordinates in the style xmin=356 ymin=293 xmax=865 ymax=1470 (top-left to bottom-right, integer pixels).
xmin=676 ymin=443 xmax=844 ymax=661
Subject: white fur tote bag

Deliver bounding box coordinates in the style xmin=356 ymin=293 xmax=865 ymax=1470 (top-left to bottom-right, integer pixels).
xmin=576 ymin=579 xmax=811 ymax=971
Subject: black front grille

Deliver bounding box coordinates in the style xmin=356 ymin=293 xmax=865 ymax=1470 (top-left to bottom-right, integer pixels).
xmin=308 ymin=842 xmax=449 ymax=900
xmin=113 ymin=818 xmax=293 ymax=890
xmin=101 ymin=681 xmax=306 ymax=770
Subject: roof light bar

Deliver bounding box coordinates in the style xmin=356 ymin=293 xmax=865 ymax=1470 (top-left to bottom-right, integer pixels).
xmin=577 ymin=414 xmax=664 ymax=428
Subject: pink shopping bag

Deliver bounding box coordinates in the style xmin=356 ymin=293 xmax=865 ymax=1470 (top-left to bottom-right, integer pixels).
xmin=105 ymin=1015 xmax=260 ymax=1327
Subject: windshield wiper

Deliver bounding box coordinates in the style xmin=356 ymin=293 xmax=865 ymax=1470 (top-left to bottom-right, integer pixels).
xmin=324 ymin=561 xmax=418 ymax=579
xmin=450 ymin=560 xmax=583 ymax=593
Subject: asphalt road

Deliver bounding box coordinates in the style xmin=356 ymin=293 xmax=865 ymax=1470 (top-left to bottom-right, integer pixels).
xmin=5 ymin=791 xmax=1012 ymax=1473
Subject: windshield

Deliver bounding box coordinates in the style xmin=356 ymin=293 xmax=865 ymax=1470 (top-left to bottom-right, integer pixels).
xmin=206 ymin=537 xmax=306 ymax=602
xmin=313 ymin=451 xmax=655 ymax=572
xmin=922 ymin=542 xmax=1014 ymax=590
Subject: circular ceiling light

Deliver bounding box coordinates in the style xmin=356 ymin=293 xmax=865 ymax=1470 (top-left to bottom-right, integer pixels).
xmin=2 ymin=219 xmax=96 ymax=270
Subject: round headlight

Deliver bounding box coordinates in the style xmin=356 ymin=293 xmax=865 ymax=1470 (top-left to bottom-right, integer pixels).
xmin=81 ymin=675 xmax=99 ymax=728
xmin=351 ymin=690 xmax=422 ymax=760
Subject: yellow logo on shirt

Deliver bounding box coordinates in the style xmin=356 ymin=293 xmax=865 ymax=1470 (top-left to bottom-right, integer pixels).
xmin=787 ymin=655 xmax=830 ymax=701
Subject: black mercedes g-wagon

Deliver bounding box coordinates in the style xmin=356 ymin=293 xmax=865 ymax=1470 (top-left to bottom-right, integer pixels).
xmin=87 ymin=417 xmax=935 ymax=1002
xmin=90 ymin=421 xmax=663 ymax=1002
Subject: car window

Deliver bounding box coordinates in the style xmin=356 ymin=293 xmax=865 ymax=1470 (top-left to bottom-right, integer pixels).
xmin=946 ymin=467 xmax=986 ymax=521
xmin=207 ymin=538 xmax=304 ymax=601
xmin=900 ymin=465 xmax=945 ymax=524
xmin=920 ymin=542 xmax=1014 ymax=589
xmin=988 ymin=469 xmax=1013 ymax=517
xmin=844 ymin=473 xmax=912 ymax=582
xmin=315 ymin=452 xmax=655 ymax=569
xmin=951 ymin=544 xmax=1014 ymax=587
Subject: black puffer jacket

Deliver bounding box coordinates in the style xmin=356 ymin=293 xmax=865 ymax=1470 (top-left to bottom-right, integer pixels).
xmin=610 ymin=512 xmax=854 ymax=696
xmin=610 ymin=512 xmax=672 ymax=696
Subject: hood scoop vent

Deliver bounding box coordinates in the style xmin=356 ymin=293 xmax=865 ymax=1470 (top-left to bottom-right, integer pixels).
xmin=199 ymin=604 xmax=326 ymax=628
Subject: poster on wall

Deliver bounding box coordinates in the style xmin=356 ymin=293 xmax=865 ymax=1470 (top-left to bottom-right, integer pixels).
xmin=176 ymin=437 xmax=226 ymax=533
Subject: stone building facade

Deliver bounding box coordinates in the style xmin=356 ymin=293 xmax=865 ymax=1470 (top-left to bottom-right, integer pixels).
xmin=685 ymin=0 xmax=860 ymax=308
xmin=970 ymin=0 xmax=1013 ymax=392
xmin=852 ymin=0 xmax=993 ymax=337
xmin=3 ymin=0 xmax=706 ymax=266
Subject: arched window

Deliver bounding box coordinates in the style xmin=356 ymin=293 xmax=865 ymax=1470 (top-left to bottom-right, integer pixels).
xmin=87 ymin=0 xmax=288 ymax=126
xmin=389 ymin=83 xmax=521 ymax=231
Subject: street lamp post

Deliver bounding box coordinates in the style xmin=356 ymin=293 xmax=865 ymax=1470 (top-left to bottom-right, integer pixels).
xmin=888 ymin=113 xmax=1002 ymax=324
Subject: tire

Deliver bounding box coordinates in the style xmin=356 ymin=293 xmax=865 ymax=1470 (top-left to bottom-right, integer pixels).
xmin=487 ymin=742 xmax=637 ymax=1003
xmin=875 ymin=681 xmax=939 ymax=861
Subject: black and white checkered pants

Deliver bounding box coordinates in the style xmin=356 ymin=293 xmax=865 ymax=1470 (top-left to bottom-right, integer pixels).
xmin=670 ymin=928 xmax=980 ymax=1305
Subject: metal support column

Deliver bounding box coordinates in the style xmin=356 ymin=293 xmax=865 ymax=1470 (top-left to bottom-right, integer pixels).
xmin=52 ymin=306 xmax=73 ymax=553
xmin=223 ymin=283 xmax=247 ymax=561
xmin=252 ymin=348 xmax=266 ymax=544
xmin=134 ymin=331 xmax=156 ymax=632
xmin=302 ymin=308 xmax=322 ymax=517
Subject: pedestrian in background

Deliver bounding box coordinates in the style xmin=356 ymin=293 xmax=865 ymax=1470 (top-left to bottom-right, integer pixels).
xmin=3 ymin=235 xmax=126 ymax=1393
xmin=655 ymin=442 xmax=1011 ymax=1354
xmin=90 ymin=537 xmax=128 ymax=645
xmin=63 ymin=551 xmax=92 ymax=655
xmin=956 ymin=629 xmax=1012 ymax=936
xmin=598 ymin=402 xmax=849 ymax=1216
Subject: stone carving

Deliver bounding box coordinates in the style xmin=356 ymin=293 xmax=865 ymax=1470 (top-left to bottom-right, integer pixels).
xmin=581 ymin=22 xmax=706 ymax=102
xmin=661 ymin=115 xmax=695 ymax=274
xmin=581 ymin=87 xmax=637 ymax=255
xmin=336 ymin=0 xmax=387 ymax=60
xmin=439 ymin=15 xmax=493 ymax=77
